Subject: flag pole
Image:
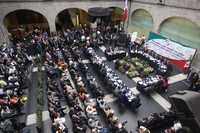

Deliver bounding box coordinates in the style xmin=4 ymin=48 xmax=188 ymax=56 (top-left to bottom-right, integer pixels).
xmin=123 ymin=0 xmax=128 ymax=32
xmin=126 ymin=0 xmax=131 ymax=33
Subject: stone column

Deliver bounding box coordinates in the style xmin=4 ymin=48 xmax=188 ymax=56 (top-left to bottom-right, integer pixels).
xmin=0 ymin=23 xmax=9 ymax=45
xmin=46 ymin=14 xmax=57 ymax=33
xmin=152 ymin=17 xmax=161 ymax=33
xmin=48 ymin=20 xmax=56 ymax=33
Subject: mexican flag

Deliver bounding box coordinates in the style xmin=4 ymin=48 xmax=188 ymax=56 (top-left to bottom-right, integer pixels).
xmin=122 ymin=0 xmax=128 ymax=21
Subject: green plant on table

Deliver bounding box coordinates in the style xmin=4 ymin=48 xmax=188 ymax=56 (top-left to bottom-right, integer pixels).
xmin=130 ymin=57 xmax=139 ymax=64
xmin=127 ymin=70 xmax=139 ymax=78
xmin=135 ymin=63 xmax=144 ymax=72
xmin=128 ymin=64 xmax=136 ymax=72
xmin=143 ymin=67 xmax=154 ymax=76
xmin=118 ymin=65 xmax=126 ymax=73
xmin=123 ymin=56 xmax=129 ymax=62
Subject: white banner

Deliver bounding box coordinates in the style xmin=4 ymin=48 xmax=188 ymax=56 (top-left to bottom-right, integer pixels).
xmin=146 ymin=39 xmax=196 ymax=61
xmin=131 ymin=32 xmax=138 ymax=42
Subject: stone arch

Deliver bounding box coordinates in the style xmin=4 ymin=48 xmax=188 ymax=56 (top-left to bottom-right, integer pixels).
xmin=55 ymin=8 xmax=89 ymax=31
xmin=159 ymin=16 xmax=200 ymax=48
xmin=129 ymin=8 xmax=154 ymax=37
xmin=3 ymin=9 xmax=50 ymax=37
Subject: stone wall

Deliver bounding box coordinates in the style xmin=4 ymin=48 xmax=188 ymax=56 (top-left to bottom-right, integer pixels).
xmin=132 ymin=0 xmax=200 ymax=10
xmin=0 ymin=25 xmax=9 ymax=45
xmin=129 ymin=1 xmax=200 ymax=32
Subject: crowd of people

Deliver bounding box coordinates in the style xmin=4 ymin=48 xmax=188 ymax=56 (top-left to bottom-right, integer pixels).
xmin=28 ymin=23 xmax=132 ymax=132
xmin=47 ymin=77 xmax=68 ymax=133
xmin=63 ymin=23 xmax=127 ymax=49
xmin=137 ymin=75 xmax=168 ymax=93
xmin=2 ymin=19 xmax=197 ymax=133
xmin=44 ymin=36 xmax=90 ymax=133
xmin=43 ymin=33 xmax=68 ymax=133
xmin=0 ymin=34 xmax=30 ymax=132
xmin=69 ymin=45 xmax=130 ymax=133
xmin=85 ymin=47 xmax=141 ymax=109
xmin=68 ymin=60 xmax=105 ymax=133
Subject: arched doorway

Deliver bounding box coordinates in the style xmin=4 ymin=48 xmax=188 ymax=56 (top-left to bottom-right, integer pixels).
xmin=129 ymin=9 xmax=153 ymax=37
xmin=109 ymin=7 xmax=123 ymax=25
xmin=3 ymin=9 xmax=49 ymax=38
xmin=159 ymin=17 xmax=200 ymax=48
xmin=56 ymin=8 xmax=89 ymax=31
